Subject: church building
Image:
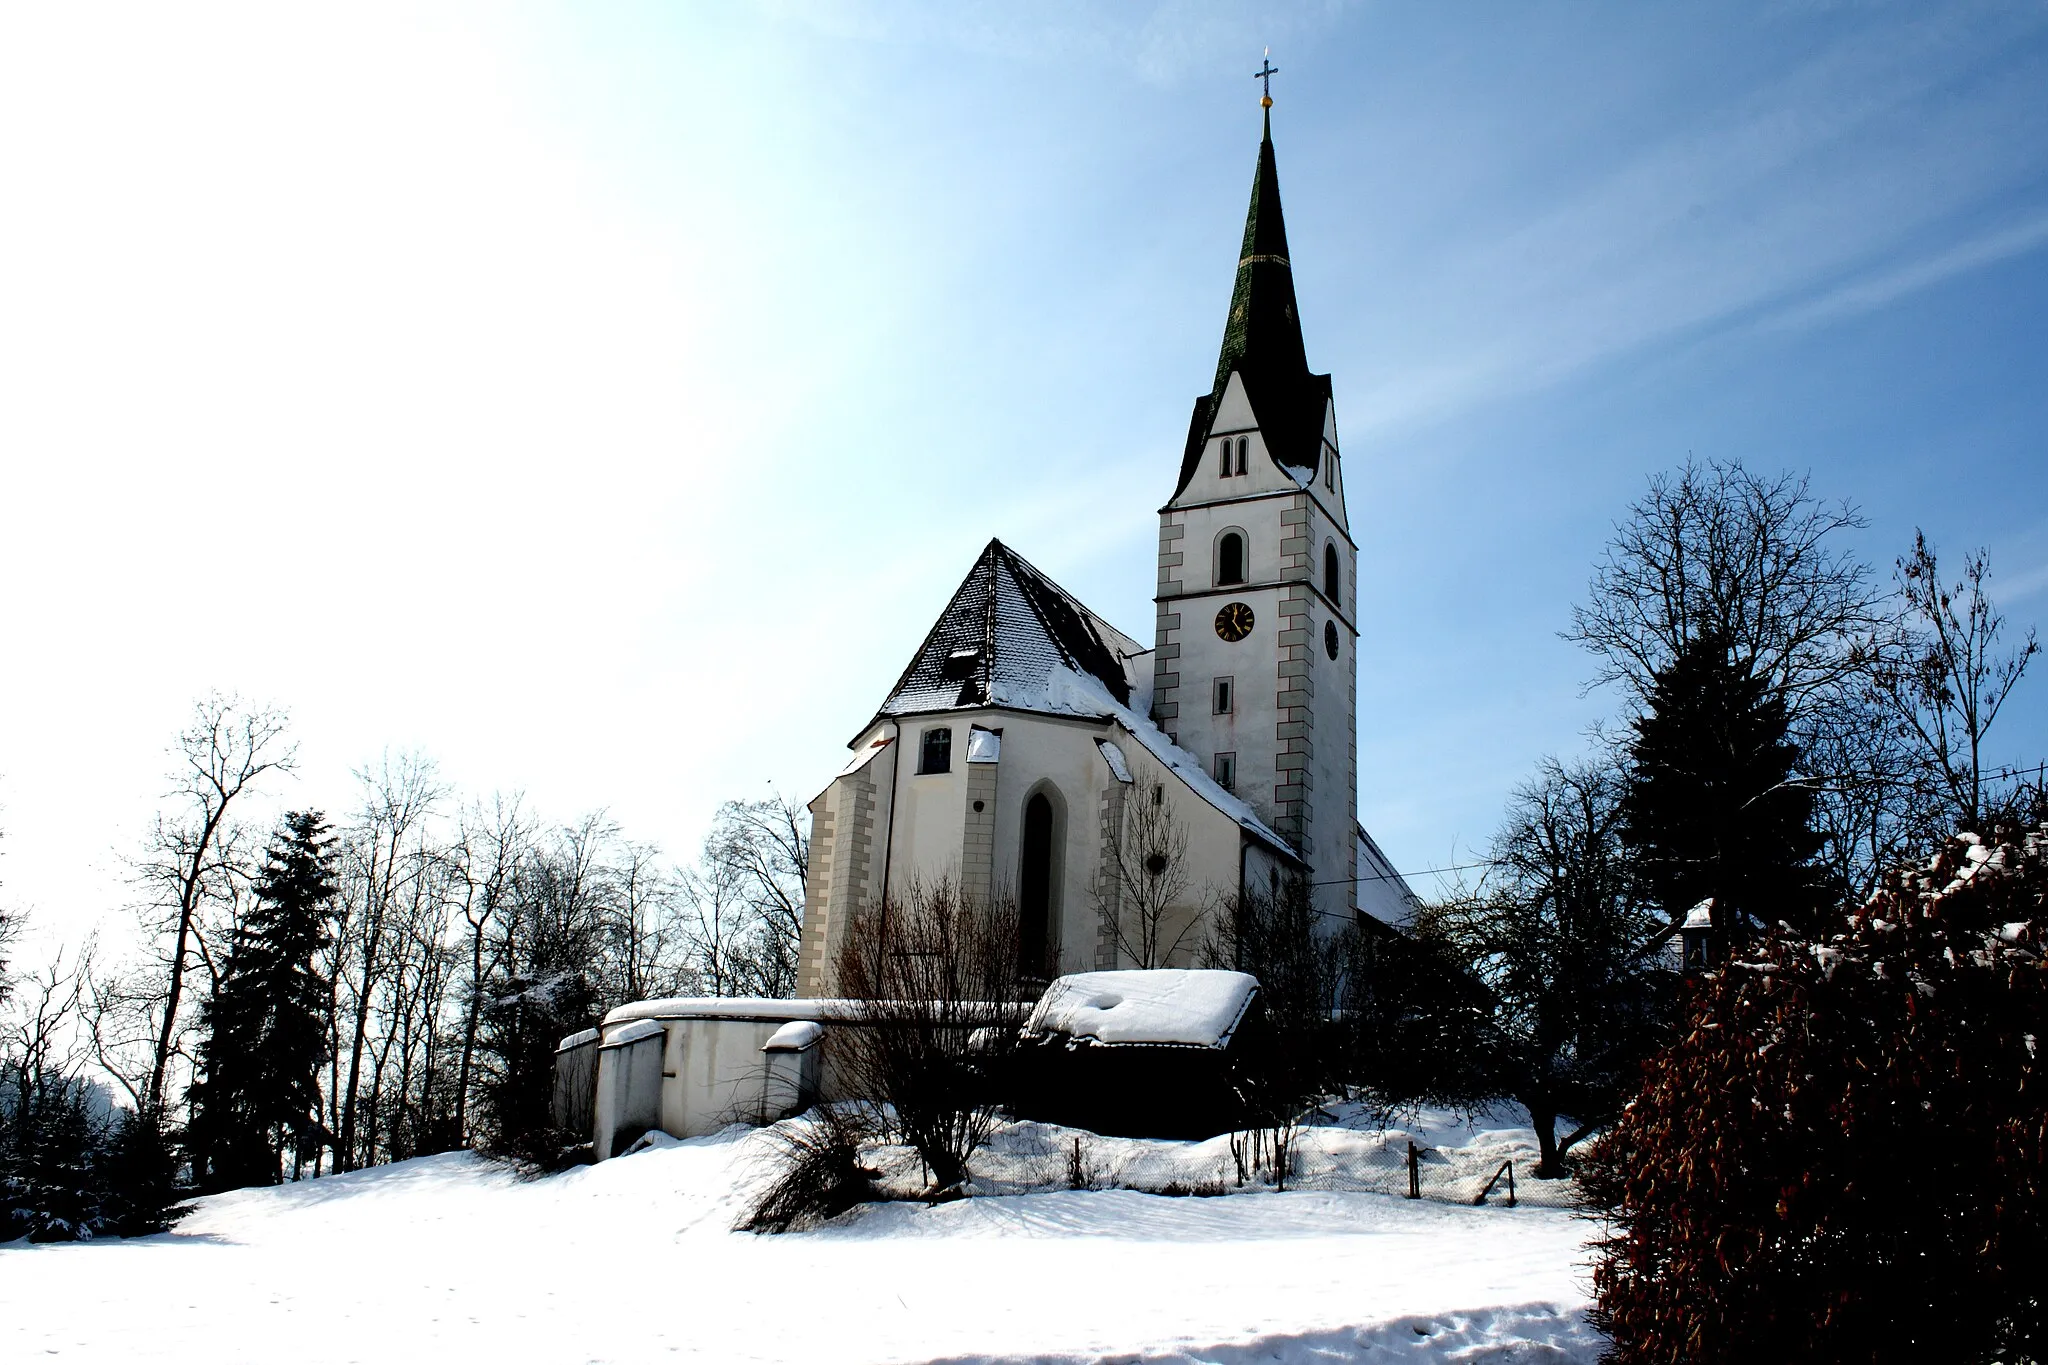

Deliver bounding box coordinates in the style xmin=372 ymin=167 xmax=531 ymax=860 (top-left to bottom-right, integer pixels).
xmin=795 ymin=107 xmax=1414 ymax=998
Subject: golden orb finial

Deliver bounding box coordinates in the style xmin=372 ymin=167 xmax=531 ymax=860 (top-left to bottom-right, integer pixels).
xmin=1261 ymin=94 xmax=1273 ymax=108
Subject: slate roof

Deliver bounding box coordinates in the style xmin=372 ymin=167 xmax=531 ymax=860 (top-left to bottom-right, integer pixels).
xmin=873 ymin=539 xmax=1144 ymax=722
xmin=1172 ymin=109 xmax=1334 ymax=498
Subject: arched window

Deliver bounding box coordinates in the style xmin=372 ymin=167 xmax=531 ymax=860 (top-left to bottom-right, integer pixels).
xmin=1323 ymin=542 xmax=1340 ymax=604
xmin=1019 ymin=790 xmax=1060 ymax=978
xmin=1234 ymin=436 xmax=1249 ymax=476
xmin=1217 ymin=529 xmax=1246 ymax=586
xmin=1217 ymin=438 xmax=1232 ymax=477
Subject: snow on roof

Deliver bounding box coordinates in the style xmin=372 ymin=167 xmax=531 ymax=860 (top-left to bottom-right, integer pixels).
xmin=604 ymin=997 xmax=1032 ymax=1028
xmin=555 ymin=1027 xmax=600 ymax=1053
xmin=605 ymin=997 xmax=854 ymax=1027
xmin=1040 ymin=664 xmax=1295 ymax=858
xmin=1684 ymin=899 xmax=1715 ymax=930
xmin=762 ymin=1020 xmax=824 ymax=1053
xmin=601 ymin=1018 xmax=666 ymax=1048
xmin=847 ymin=539 xmax=1294 ymax=860
xmin=1096 ymin=738 xmax=1133 ymax=784
xmin=837 ymin=736 xmax=893 ymax=777
xmin=872 ymin=540 xmax=1146 ymax=724
xmin=1023 ymin=970 xmax=1260 ymax=1050
xmin=1355 ymin=823 xmax=1419 ymax=930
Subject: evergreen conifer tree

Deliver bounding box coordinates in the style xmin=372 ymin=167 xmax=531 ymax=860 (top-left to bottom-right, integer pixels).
xmin=1620 ymin=631 xmax=1827 ymax=942
xmin=1 ymin=1082 xmax=108 ymax=1242
xmin=98 ymin=1106 xmax=183 ymax=1236
xmin=187 ymin=811 xmax=336 ymax=1190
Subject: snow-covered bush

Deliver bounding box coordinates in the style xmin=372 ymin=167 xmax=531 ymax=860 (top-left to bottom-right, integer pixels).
xmin=1582 ymin=823 xmax=2048 ymax=1363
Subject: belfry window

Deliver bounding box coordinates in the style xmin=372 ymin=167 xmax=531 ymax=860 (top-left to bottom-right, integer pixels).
xmin=1323 ymin=543 xmax=1340 ymax=604
xmin=918 ymin=727 xmax=952 ymax=775
xmin=1217 ymin=531 xmax=1246 ymax=586
xmin=1324 ymin=452 xmax=1334 ymax=489
xmin=1218 ymin=438 xmax=1232 ymax=477
xmin=1234 ymin=437 xmax=1249 ymax=476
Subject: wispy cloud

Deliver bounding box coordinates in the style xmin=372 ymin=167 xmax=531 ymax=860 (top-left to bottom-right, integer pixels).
xmin=1341 ymin=10 xmax=2048 ymax=436
xmin=1760 ymin=213 xmax=2048 ymax=333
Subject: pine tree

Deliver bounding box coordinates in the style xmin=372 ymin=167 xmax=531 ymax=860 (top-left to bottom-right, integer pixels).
xmin=98 ymin=1106 xmax=183 ymax=1236
xmin=187 ymin=811 xmax=337 ymax=1190
xmin=1 ymin=1082 xmax=107 ymax=1242
xmin=1620 ymin=631 xmax=1828 ymax=942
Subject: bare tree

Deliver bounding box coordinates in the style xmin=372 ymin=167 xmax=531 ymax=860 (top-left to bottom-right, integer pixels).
xmin=832 ymin=880 xmax=1025 ymax=1195
xmin=1800 ymin=699 xmax=1942 ymax=902
xmin=3 ymin=940 xmax=96 ymax=1116
xmin=133 ymin=694 xmax=295 ymax=1116
xmin=1094 ymin=779 xmax=1193 ymax=969
xmin=0 ymin=823 xmax=14 ymax=1008
xmin=331 ymin=752 xmax=444 ymax=1169
xmin=1427 ymin=756 xmax=1672 ymax=1178
xmin=1879 ymin=533 xmax=2040 ymax=832
xmin=676 ymin=852 xmax=752 ymax=997
xmin=451 ymin=793 xmax=532 ymax=1146
xmin=704 ymin=797 xmax=808 ymax=997
xmin=609 ymin=839 xmax=685 ymax=1003
xmin=1568 ymin=460 xmax=1883 ymax=710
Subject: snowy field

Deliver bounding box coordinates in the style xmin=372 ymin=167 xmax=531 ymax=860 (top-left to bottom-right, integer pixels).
xmin=1 ymin=1111 xmax=1602 ymax=1363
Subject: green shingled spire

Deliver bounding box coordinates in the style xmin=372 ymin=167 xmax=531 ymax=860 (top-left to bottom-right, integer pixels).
xmin=1168 ymin=106 xmax=1331 ymax=498
xmin=1212 ymin=107 xmax=1310 ymax=395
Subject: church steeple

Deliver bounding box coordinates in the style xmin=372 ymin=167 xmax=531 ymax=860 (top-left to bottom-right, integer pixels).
xmin=1213 ymin=108 xmax=1310 ymax=396
xmin=1171 ymin=108 xmax=1332 ymax=497
xmin=1152 ymin=85 xmax=1355 ymax=923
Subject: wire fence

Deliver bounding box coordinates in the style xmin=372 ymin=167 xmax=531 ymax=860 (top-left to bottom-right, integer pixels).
xmin=940 ymin=1121 xmax=1583 ymax=1211
xmin=1274 ymin=1139 xmax=1578 ymax=1209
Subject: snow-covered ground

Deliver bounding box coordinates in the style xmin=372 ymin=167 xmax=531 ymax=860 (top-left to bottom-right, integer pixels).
xmin=0 ymin=1110 xmax=1602 ymax=1363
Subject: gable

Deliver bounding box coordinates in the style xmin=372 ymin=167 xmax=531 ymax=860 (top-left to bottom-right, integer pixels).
xmin=865 ymin=540 xmax=1144 ymax=735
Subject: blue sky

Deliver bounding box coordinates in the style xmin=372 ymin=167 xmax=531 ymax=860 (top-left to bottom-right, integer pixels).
xmin=2 ymin=2 xmax=2045 ymax=945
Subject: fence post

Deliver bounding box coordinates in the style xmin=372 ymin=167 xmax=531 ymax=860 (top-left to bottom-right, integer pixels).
xmin=1406 ymin=1141 xmax=1420 ymax=1200
xmin=1506 ymin=1161 xmax=1516 ymax=1209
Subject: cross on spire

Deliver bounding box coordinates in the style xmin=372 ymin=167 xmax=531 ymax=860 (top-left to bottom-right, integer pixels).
xmin=1255 ymin=51 xmax=1278 ymax=108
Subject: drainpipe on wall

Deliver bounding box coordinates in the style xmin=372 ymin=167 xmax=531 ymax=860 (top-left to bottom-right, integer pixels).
xmin=878 ymin=718 xmax=903 ymax=922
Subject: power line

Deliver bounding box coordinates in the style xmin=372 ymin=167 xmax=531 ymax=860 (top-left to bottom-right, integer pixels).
xmin=1309 ymin=859 xmax=1490 ymax=890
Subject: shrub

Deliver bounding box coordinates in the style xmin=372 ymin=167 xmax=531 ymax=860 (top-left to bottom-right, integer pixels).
xmin=735 ymin=1105 xmax=879 ymax=1233
xmin=829 ymin=880 xmax=1026 ymax=1196
xmin=1582 ymin=823 xmax=2048 ymax=1364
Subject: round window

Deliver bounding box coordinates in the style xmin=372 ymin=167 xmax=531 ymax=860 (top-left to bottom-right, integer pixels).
xmin=1324 ymin=620 xmax=1339 ymax=660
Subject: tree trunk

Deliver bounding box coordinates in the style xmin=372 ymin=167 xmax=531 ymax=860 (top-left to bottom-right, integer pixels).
xmin=455 ymin=918 xmax=485 ymax=1145
xmin=1527 ymin=1099 xmax=1564 ymax=1179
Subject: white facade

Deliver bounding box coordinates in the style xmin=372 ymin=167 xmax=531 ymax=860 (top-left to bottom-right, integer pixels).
xmin=794 ymin=111 xmax=1410 ymax=997
xmin=1153 ymin=375 xmax=1359 ymax=927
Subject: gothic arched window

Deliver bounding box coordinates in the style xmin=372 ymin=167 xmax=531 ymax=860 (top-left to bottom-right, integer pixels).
xmin=1019 ymin=789 xmax=1062 ymax=979
xmin=1217 ymin=529 xmax=1247 ymax=586
xmin=1323 ymin=542 xmax=1340 ymax=604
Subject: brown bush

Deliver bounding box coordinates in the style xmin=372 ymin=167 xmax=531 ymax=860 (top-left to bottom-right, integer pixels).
xmin=830 ymin=880 xmax=1028 ymax=1196
xmin=1582 ymin=823 xmax=2048 ymax=1364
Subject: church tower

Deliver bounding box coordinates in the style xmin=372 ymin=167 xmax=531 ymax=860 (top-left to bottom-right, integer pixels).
xmin=1151 ymin=105 xmax=1359 ymax=922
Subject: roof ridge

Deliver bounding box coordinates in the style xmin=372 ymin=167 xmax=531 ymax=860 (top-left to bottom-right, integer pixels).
xmin=859 ymin=541 xmax=1134 ymax=743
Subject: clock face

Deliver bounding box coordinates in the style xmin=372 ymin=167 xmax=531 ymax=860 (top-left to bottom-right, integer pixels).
xmin=1214 ymin=601 xmax=1255 ymax=642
